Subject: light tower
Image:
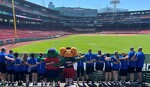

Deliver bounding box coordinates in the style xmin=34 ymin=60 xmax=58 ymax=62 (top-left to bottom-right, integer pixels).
xmin=41 ymin=0 xmax=45 ymax=7
xmin=110 ymin=0 xmax=120 ymax=12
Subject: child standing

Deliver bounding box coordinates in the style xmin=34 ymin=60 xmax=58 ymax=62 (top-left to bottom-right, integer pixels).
xmin=37 ymin=53 xmax=46 ymax=86
xmin=27 ymin=53 xmax=38 ymax=85
xmin=13 ymin=52 xmax=23 ymax=86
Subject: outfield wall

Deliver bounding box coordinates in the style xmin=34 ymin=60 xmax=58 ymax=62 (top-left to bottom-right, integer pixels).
xmin=0 ymin=34 xmax=65 ymax=46
xmin=14 ymin=37 xmax=49 ymax=43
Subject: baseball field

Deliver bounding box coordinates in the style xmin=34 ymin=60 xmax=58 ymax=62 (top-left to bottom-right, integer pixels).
xmin=12 ymin=34 xmax=150 ymax=54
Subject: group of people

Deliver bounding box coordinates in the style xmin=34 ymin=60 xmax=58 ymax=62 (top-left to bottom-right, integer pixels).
xmin=0 ymin=48 xmax=61 ymax=86
xmin=76 ymin=47 xmax=145 ymax=85
xmin=0 ymin=47 xmax=145 ymax=87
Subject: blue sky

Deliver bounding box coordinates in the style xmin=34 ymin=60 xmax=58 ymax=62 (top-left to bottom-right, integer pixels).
xmin=26 ymin=0 xmax=150 ymax=11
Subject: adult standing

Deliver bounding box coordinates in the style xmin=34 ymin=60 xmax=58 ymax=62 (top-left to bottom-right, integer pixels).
xmin=6 ymin=50 xmax=14 ymax=85
xmin=104 ymin=53 xmax=112 ymax=84
xmin=119 ymin=52 xmax=128 ymax=83
xmin=76 ymin=53 xmax=85 ymax=85
xmin=135 ymin=47 xmax=145 ymax=83
xmin=84 ymin=49 xmax=96 ymax=84
xmin=0 ymin=48 xmax=14 ymax=84
xmin=111 ymin=52 xmax=120 ymax=83
xmin=127 ymin=47 xmax=136 ymax=83
xmin=95 ymin=50 xmax=105 ymax=84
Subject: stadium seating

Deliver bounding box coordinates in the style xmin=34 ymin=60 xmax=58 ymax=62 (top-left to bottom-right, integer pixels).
xmin=139 ymin=30 xmax=150 ymax=34
xmin=100 ymin=30 xmax=140 ymax=34
xmin=0 ymin=29 xmax=69 ymax=40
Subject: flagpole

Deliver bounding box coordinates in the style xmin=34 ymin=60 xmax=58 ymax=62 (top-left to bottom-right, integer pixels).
xmin=12 ymin=0 xmax=17 ymax=38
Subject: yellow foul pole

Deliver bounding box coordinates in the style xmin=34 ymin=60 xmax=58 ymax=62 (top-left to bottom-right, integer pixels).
xmin=12 ymin=0 xmax=17 ymax=38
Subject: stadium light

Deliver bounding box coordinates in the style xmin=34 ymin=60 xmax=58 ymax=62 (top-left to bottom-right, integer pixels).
xmin=12 ymin=0 xmax=17 ymax=38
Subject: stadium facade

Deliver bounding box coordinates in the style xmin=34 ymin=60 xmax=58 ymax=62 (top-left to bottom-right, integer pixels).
xmin=0 ymin=0 xmax=150 ymax=33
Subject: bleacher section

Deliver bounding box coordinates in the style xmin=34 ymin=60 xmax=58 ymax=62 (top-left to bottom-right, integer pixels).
xmin=0 ymin=29 xmax=68 ymax=40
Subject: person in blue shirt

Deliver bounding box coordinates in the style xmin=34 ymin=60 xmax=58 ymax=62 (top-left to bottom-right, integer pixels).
xmin=21 ymin=53 xmax=30 ymax=85
xmin=104 ymin=53 xmax=112 ymax=83
xmin=111 ymin=51 xmax=120 ymax=82
xmin=27 ymin=53 xmax=38 ymax=85
xmin=37 ymin=53 xmax=46 ymax=85
xmin=119 ymin=52 xmax=128 ymax=83
xmin=96 ymin=50 xmax=105 ymax=71
xmin=76 ymin=52 xmax=85 ymax=85
xmin=95 ymin=50 xmax=105 ymax=84
xmin=84 ymin=49 xmax=96 ymax=84
xmin=135 ymin=47 xmax=145 ymax=83
xmin=127 ymin=47 xmax=136 ymax=83
xmin=6 ymin=50 xmax=14 ymax=84
xmin=0 ymin=48 xmax=14 ymax=84
xmin=13 ymin=52 xmax=24 ymax=85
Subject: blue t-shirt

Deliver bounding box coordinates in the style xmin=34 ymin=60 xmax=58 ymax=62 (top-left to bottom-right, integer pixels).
xmin=14 ymin=58 xmax=22 ymax=72
xmin=37 ymin=58 xmax=46 ymax=74
xmin=7 ymin=54 xmax=14 ymax=70
xmin=119 ymin=56 xmax=128 ymax=69
xmin=21 ymin=58 xmax=30 ymax=72
xmin=22 ymin=64 xmax=29 ymax=72
xmin=0 ymin=52 xmax=7 ymax=63
xmin=111 ymin=56 xmax=120 ymax=69
xmin=105 ymin=57 xmax=112 ymax=68
xmin=96 ymin=55 xmax=105 ymax=65
xmin=77 ymin=58 xmax=85 ymax=68
xmin=128 ymin=51 xmax=136 ymax=67
xmin=85 ymin=53 xmax=97 ymax=66
xmin=136 ymin=52 xmax=145 ymax=68
xmin=27 ymin=58 xmax=37 ymax=70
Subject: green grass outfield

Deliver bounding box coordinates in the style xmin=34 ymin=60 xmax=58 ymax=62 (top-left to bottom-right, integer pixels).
xmin=12 ymin=34 xmax=150 ymax=54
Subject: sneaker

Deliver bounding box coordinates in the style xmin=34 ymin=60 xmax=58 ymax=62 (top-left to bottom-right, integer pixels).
xmin=26 ymin=82 xmax=29 ymax=86
xmin=77 ymin=81 xmax=79 ymax=85
xmin=18 ymin=81 xmax=23 ymax=86
xmin=34 ymin=82 xmax=37 ymax=86
xmin=49 ymin=82 xmax=53 ymax=86
xmin=64 ymin=83 xmax=69 ymax=87
xmin=137 ymin=81 xmax=142 ymax=84
xmin=107 ymin=81 xmax=111 ymax=85
xmin=55 ymin=82 xmax=60 ymax=87
xmin=41 ymin=83 xmax=43 ymax=86
xmin=45 ymin=83 xmax=47 ymax=86
xmin=86 ymin=79 xmax=89 ymax=84
xmin=83 ymin=82 xmax=85 ymax=86
xmin=8 ymin=82 xmax=11 ymax=86
xmin=92 ymin=80 xmax=94 ymax=84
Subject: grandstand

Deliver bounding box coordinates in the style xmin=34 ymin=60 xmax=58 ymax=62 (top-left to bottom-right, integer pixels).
xmin=0 ymin=28 xmax=67 ymax=39
xmin=0 ymin=0 xmax=150 ymax=36
xmin=0 ymin=0 xmax=150 ymax=38
xmin=0 ymin=0 xmax=150 ymax=87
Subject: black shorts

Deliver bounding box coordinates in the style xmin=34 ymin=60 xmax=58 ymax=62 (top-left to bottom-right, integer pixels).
xmin=120 ymin=69 xmax=128 ymax=76
xmin=112 ymin=68 xmax=119 ymax=71
xmin=77 ymin=67 xmax=84 ymax=77
xmin=0 ymin=63 xmax=7 ymax=73
xmin=23 ymin=71 xmax=29 ymax=74
xmin=7 ymin=70 xmax=14 ymax=74
xmin=86 ymin=64 xmax=94 ymax=75
xmin=31 ymin=70 xmax=37 ymax=73
xmin=136 ymin=67 xmax=142 ymax=73
xmin=46 ymin=69 xmax=60 ymax=79
xmin=105 ymin=67 xmax=112 ymax=72
xmin=96 ymin=63 xmax=104 ymax=71
xmin=128 ymin=66 xmax=135 ymax=73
